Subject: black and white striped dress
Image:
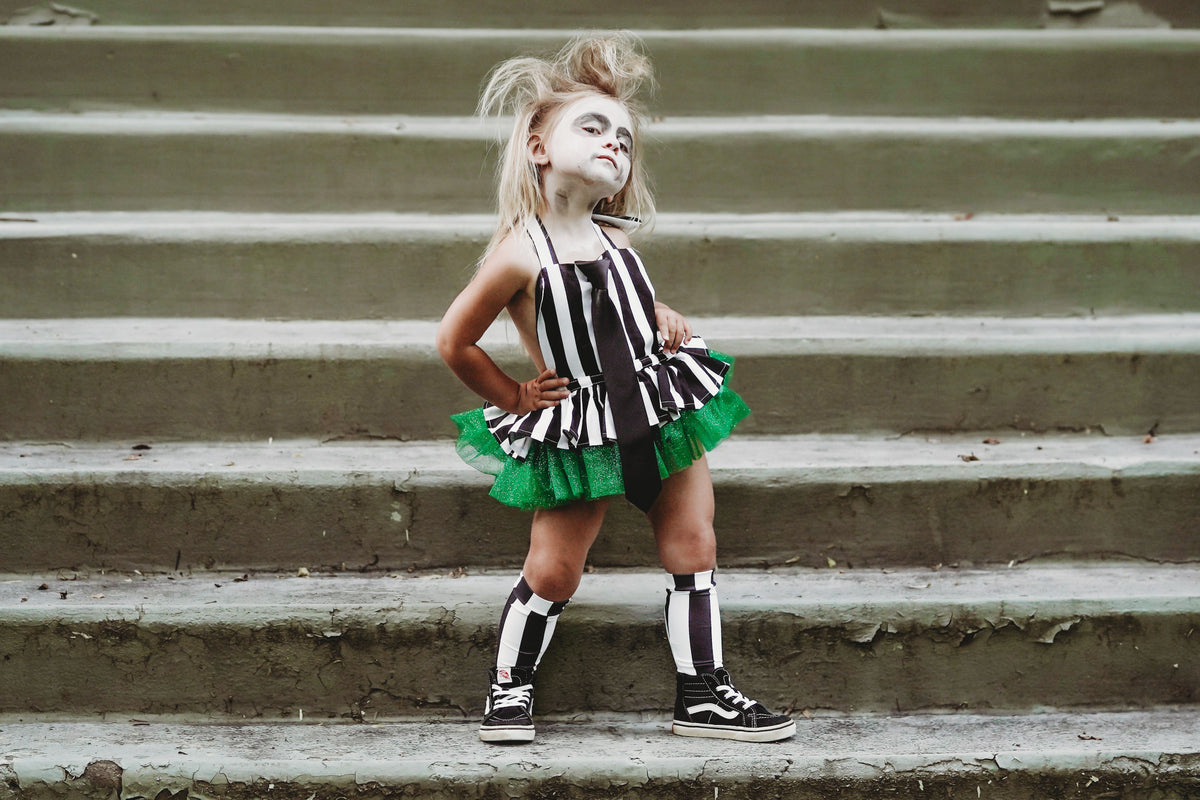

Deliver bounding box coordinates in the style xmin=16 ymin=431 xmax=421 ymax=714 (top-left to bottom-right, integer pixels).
xmin=483 ymin=216 xmax=732 ymax=461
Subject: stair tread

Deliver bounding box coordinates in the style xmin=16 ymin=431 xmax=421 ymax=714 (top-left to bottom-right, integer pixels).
xmin=6 ymin=210 xmax=1200 ymax=238
xmin=6 ymin=25 xmax=1200 ymax=41
xmin=3 ymin=315 xmax=1199 ymax=356
xmin=3 ymin=565 xmax=1198 ymax=619
xmin=4 ymin=432 xmax=1198 ymax=476
xmin=0 ymin=709 xmax=1197 ymax=782
xmin=6 ymin=109 xmax=1200 ymax=133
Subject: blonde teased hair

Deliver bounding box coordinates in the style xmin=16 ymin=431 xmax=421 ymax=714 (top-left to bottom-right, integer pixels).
xmin=479 ymin=32 xmax=656 ymax=257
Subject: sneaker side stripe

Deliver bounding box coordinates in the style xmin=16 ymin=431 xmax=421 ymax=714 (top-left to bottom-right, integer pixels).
xmin=685 ymin=702 xmax=741 ymax=720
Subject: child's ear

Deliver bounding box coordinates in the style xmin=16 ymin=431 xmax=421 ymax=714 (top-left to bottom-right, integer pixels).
xmin=528 ymin=134 xmax=550 ymax=166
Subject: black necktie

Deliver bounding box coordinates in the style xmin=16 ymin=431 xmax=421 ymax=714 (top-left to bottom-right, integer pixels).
xmin=576 ymin=256 xmax=662 ymax=512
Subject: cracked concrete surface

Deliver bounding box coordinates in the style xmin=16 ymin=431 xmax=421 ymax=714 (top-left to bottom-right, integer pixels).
xmin=0 ymin=567 xmax=1196 ymax=718
xmin=0 ymin=712 xmax=1198 ymax=799
xmin=2 ymin=433 xmax=1197 ymax=573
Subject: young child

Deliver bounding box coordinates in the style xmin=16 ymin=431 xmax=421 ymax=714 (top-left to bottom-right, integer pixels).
xmin=436 ymin=32 xmax=794 ymax=745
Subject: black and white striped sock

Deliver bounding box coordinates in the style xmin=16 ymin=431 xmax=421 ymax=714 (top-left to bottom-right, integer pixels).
xmin=494 ymin=575 xmax=568 ymax=678
xmin=664 ymin=569 xmax=724 ymax=676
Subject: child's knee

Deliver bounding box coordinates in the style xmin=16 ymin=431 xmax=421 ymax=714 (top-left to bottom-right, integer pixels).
xmin=522 ymin=553 xmax=584 ymax=600
xmin=657 ymin=521 xmax=716 ymax=572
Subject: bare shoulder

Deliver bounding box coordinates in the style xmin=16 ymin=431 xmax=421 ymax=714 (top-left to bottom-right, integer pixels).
xmin=600 ymin=224 xmax=633 ymax=249
xmin=477 ymin=229 xmax=540 ymax=288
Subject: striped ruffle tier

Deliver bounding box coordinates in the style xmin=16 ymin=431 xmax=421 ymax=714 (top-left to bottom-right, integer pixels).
xmin=483 ymin=336 xmax=728 ymax=460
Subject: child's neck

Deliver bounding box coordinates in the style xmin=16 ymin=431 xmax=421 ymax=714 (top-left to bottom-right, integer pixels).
xmin=539 ymin=196 xmax=606 ymax=263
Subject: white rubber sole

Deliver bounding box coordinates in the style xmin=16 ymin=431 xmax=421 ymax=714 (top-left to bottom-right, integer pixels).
xmin=479 ymin=725 xmax=535 ymax=744
xmin=672 ymin=718 xmax=796 ymax=742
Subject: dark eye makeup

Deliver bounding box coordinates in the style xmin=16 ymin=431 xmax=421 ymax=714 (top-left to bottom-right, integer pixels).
xmin=575 ymin=112 xmax=634 ymax=154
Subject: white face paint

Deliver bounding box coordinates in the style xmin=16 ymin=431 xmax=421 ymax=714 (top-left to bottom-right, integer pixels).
xmin=539 ymin=95 xmax=635 ymax=198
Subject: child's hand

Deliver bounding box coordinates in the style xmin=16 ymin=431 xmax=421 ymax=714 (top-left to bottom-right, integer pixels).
xmin=655 ymin=303 xmax=693 ymax=355
xmin=513 ymin=368 xmax=570 ymax=415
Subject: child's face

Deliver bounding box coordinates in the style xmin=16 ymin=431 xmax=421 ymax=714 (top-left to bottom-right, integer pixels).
xmin=535 ymin=94 xmax=634 ymax=200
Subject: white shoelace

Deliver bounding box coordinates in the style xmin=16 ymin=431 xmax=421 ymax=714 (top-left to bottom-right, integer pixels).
xmin=491 ymin=683 xmax=533 ymax=710
xmin=716 ymin=684 xmax=757 ymax=711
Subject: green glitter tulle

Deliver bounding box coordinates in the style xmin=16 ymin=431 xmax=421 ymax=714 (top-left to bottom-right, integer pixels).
xmin=451 ymin=355 xmax=750 ymax=511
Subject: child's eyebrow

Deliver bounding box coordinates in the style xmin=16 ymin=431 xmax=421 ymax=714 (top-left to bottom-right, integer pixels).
xmin=576 ymin=112 xmax=610 ymax=129
xmin=576 ymin=112 xmax=634 ymax=147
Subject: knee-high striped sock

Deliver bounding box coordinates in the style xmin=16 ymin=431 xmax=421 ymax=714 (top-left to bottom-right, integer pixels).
xmin=664 ymin=569 xmax=723 ymax=675
xmin=495 ymin=575 xmax=569 ymax=675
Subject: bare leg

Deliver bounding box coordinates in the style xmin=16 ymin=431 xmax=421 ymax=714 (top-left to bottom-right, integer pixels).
xmin=522 ymin=497 xmax=610 ymax=602
xmin=648 ymin=454 xmax=717 ymax=574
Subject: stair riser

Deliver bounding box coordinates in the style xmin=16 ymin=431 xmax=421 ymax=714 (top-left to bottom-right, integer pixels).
xmin=0 ymin=603 xmax=1194 ymax=716
xmin=7 ymin=226 xmax=1200 ymax=318
xmin=0 ymin=231 xmax=482 ymax=320
xmin=2 ymin=349 xmax=1195 ymax=440
xmin=5 ymin=31 xmax=1200 ymax=118
xmin=0 ymin=0 xmax=1196 ymax=28
xmin=5 ymin=126 xmax=1199 ymax=214
xmin=2 ymin=469 xmax=1198 ymax=572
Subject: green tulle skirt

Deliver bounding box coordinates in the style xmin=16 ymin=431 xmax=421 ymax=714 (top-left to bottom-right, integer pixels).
xmin=451 ymin=354 xmax=750 ymax=511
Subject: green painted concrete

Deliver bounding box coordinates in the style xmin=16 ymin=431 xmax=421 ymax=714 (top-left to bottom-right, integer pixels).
xmin=1 ymin=435 xmax=1198 ymax=573
xmin=1 ymin=712 xmax=1198 ymax=800
xmin=5 ymin=114 xmax=1200 ymax=214
xmin=4 ymin=29 xmax=1200 ymax=118
xmin=4 ymin=213 xmax=1200 ymax=319
xmin=2 ymin=0 xmax=1198 ymax=28
xmin=1 ymin=317 xmax=1197 ymax=440
xmin=0 ymin=568 xmax=1197 ymax=716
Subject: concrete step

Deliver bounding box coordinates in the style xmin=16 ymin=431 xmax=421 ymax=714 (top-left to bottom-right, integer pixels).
xmin=5 ymin=112 xmax=1200 ymax=214
xmin=5 ymin=212 xmax=1200 ymax=319
xmin=1 ymin=711 xmax=1198 ymax=800
xmin=2 ymin=434 xmax=1198 ymax=573
xmin=1 ymin=316 xmax=1197 ymax=441
xmin=1 ymin=565 xmax=1198 ymax=716
xmin=5 ymin=28 xmax=1200 ymax=118
xmin=2 ymin=0 xmax=1197 ymax=28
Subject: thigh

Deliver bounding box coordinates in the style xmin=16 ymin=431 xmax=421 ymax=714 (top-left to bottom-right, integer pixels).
xmin=523 ymin=498 xmax=609 ymax=601
xmin=648 ymin=455 xmax=717 ymax=574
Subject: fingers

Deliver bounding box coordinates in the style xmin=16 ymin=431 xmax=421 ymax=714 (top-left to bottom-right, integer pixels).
xmin=524 ymin=369 xmax=569 ymax=410
xmin=659 ymin=319 xmax=692 ymax=354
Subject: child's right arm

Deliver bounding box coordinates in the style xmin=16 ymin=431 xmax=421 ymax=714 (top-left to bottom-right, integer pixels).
xmin=436 ymin=239 xmax=570 ymax=415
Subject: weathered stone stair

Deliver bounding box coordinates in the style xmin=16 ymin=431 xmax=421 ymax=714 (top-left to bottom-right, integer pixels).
xmin=2 ymin=2 xmax=1199 ymax=798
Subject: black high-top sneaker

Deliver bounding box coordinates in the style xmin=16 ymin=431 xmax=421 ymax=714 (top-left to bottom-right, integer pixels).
xmin=479 ymin=666 xmax=537 ymax=743
xmin=672 ymin=667 xmax=796 ymax=742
